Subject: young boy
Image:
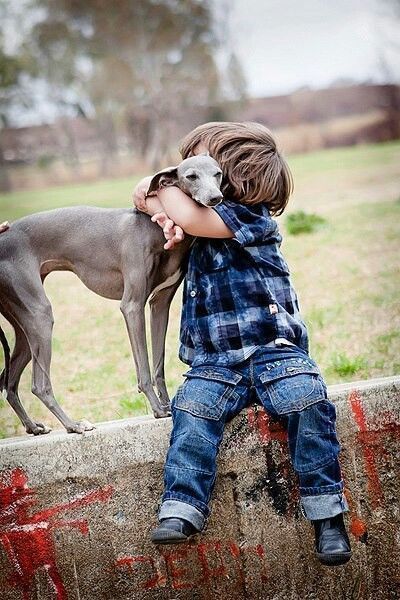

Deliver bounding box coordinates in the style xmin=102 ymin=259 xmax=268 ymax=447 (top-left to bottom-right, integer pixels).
xmin=132 ymin=122 xmax=352 ymax=566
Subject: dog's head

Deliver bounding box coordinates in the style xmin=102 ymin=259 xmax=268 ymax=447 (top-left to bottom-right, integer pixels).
xmin=146 ymin=154 xmax=223 ymax=207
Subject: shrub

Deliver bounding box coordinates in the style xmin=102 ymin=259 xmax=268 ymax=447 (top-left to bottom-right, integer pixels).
xmin=331 ymin=353 xmax=367 ymax=377
xmin=285 ymin=210 xmax=327 ymax=235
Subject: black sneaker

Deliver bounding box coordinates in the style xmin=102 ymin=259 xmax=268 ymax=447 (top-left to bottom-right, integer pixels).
xmin=313 ymin=512 xmax=352 ymax=566
xmin=150 ymin=518 xmax=199 ymax=545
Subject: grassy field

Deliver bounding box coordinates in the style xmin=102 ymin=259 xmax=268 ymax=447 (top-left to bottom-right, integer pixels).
xmin=0 ymin=141 xmax=399 ymax=438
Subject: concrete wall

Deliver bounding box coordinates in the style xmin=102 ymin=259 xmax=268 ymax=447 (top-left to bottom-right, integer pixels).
xmin=0 ymin=375 xmax=399 ymax=600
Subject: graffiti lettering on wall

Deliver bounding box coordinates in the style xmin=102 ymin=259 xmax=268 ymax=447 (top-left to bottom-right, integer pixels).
xmin=115 ymin=540 xmax=269 ymax=592
xmin=0 ymin=467 xmax=113 ymax=600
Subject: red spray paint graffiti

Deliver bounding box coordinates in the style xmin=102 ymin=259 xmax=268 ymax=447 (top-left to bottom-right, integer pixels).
xmin=114 ymin=554 xmax=167 ymax=590
xmin=0 ymin=467 xmax=113 ymax=600
xmin=115 ymin=539 xmax=269 ymax=592
xmin=345 ymin=388 xmax=400 ymax=538
xmin=247 ymin=406 xmax=287 ymax=444
xmin=349 ymin=389 xmax=400 ymax=507
xmin=349 ymin=389 xmax=385 ymax=506
xmin=247 ymin=406 xmax=299 ymax=517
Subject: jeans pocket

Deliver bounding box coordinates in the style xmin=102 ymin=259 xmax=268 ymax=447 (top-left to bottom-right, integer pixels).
xmin=173 ymin=366 xmax=242 ymax=421
xmin=260 ymin=357 xmax=327 ymax=415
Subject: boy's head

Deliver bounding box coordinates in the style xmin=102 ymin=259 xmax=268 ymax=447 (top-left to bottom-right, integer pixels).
xmin=179 ymin=121 xmax=293 ymax=216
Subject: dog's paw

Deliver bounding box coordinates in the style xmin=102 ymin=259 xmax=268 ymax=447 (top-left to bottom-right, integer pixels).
xmin=27 ymin=422 xmax=51 ymax=435
xmin=154 ymin=405 xmax=171 ymax=419
xmin=67 ymin=420 xmax=95 ymax=434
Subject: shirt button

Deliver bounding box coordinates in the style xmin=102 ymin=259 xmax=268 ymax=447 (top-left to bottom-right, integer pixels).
xmin=190 ymin=290 xmax=197 ymax=297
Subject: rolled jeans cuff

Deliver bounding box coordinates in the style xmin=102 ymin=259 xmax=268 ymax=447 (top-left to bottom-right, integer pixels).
xmin=300 ymin=492 xmax=349 ymax=521
xmin=159 ymin=499 xmax=205 ymax=531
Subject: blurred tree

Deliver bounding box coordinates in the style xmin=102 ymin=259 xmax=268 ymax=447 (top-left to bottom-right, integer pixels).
xmin=29 ymin=0 xmax=246 ymax=170
xmin=0 ymin=45 xmax=19 ymax=190
xmin=0 ymin=0 xmax=33 ymax=190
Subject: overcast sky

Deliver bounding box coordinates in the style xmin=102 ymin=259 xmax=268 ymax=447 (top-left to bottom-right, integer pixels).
xmin=227 ymin=0 xmax=399 ymax=96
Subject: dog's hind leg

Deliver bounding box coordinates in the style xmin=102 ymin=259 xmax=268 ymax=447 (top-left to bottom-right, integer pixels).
xmin=5 ymin=321 xmax=51 ymax=435
xmin=10 ymin=292 xmax=94 ymax=434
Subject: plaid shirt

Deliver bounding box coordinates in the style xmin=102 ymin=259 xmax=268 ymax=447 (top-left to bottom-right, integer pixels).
xmin=179 ymin=199 xmax=309 ymax=367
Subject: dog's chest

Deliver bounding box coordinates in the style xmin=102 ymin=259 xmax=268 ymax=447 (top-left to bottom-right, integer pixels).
xmin=151 ymin=268 xmax=183 ymax=295
xmin=150 ymin=240 xmax=192 ymax=296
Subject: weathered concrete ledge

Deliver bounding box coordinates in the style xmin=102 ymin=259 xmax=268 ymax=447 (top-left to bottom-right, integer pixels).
xmin=0 ymin=376 xmax=399 ymax=599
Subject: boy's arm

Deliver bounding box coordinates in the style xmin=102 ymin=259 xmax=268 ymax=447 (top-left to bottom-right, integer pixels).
xmin=132 ymin=176 xmax=184 ymax=250
xmin=143 ymin=195 xmax=165 ymax=217
xmin=157 ymin=187 xmax=234 ymax=239
xmin=132 ymin=176 xmax=165 ymax=216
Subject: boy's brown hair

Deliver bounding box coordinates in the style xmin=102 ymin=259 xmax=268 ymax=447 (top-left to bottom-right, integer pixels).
xmin=179 ymin=121 xmax=293 ymax=216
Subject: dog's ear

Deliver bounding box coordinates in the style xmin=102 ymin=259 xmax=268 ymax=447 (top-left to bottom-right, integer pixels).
xmin=146 ymin=166 xmax=178 ymax=196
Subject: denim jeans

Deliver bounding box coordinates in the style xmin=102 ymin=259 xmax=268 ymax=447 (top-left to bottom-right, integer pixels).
xmin=159 ymin=345 xmax=348 ymax=531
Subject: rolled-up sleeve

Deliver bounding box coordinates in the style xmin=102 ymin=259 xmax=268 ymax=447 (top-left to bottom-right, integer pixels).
xmin=212 ymin=199 xmax=278 ymax=246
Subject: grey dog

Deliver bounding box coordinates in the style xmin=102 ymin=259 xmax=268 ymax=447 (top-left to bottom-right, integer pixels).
xmin=0 ymin=154 xmax=223 ymax=435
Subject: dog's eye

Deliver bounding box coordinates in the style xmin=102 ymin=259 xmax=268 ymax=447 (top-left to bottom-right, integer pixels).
xmin=186 ymin=173 xmax=198 ymax=181
xmin=214 ymin=172 xmax=222 ymax=179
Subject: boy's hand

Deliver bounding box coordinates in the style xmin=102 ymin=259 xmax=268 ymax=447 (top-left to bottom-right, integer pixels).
xmin=151 ymin=212 xmax=185 ymax=250
xmin=132 ymin=176 xmax=154 ymax=213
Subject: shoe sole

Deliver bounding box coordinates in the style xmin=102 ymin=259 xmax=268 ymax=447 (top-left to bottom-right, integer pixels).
xmin=316 ymin=551 xmax=352 ymax=566
xmin=150 ymin=529 xmax=198 ymax=545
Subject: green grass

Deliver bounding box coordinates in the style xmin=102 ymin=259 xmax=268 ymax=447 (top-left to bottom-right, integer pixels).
xmin=288 ymin=140 xmax=400 ymax=175
xmin=1 ymin=140 xmax=400 ymax=438
xmin=285 ymin=210 xmax=327 ymax=235
xmin=0 ymin=176 xmax=140 ymax=220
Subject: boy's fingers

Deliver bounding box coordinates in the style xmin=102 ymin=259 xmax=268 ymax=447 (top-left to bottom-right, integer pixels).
xmin=163 ymin=219 xmax=175 ymax=234
xmin=163 ymin=227 xmax=184 ymax=250
xmin=163 ymin=225 xmax=174 ymax=240
xmin=174 ymin=226 xmax=184 ymax=240
xmin=152 ymin=212 xmax=169 ymax=228
xmin=133 ymin=193 xmax=147 ymax=211
xmin=152 ymin=218 xmax=183 ymax=250
xmin=151 ymin=212 xmax=165 ymax=223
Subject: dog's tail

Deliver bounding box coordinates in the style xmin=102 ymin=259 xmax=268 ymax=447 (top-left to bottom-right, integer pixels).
xmin=0 ymin=325 xmax=10 ymax=392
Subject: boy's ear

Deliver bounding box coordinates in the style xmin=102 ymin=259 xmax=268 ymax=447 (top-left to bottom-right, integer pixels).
xmin=146 ymin=166 xmax=178 ymax=196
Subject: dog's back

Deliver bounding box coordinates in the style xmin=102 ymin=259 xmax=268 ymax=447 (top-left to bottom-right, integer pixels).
xmin=0 ymin=205 xmax=165 ymax=264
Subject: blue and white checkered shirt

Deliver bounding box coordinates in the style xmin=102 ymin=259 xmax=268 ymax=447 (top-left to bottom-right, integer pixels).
xmin=179 ymin=198 xmax=309 ymax=367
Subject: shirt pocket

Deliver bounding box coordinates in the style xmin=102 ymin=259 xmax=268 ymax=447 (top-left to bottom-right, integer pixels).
xmin=259 ymin=358 xmax=327 ymax=415
xmin=174 ymin=366 xmax=243 ymax=420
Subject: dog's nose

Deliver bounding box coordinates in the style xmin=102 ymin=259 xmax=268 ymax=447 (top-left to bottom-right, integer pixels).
xmin=207 ymin=196 xmax=223 ymax=207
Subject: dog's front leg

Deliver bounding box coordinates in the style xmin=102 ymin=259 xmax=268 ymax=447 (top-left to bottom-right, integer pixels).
xmin=149 ymin=282 xmax=182 ymax=411
xmin=120 ymin=292 xmax=169 ymax=418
